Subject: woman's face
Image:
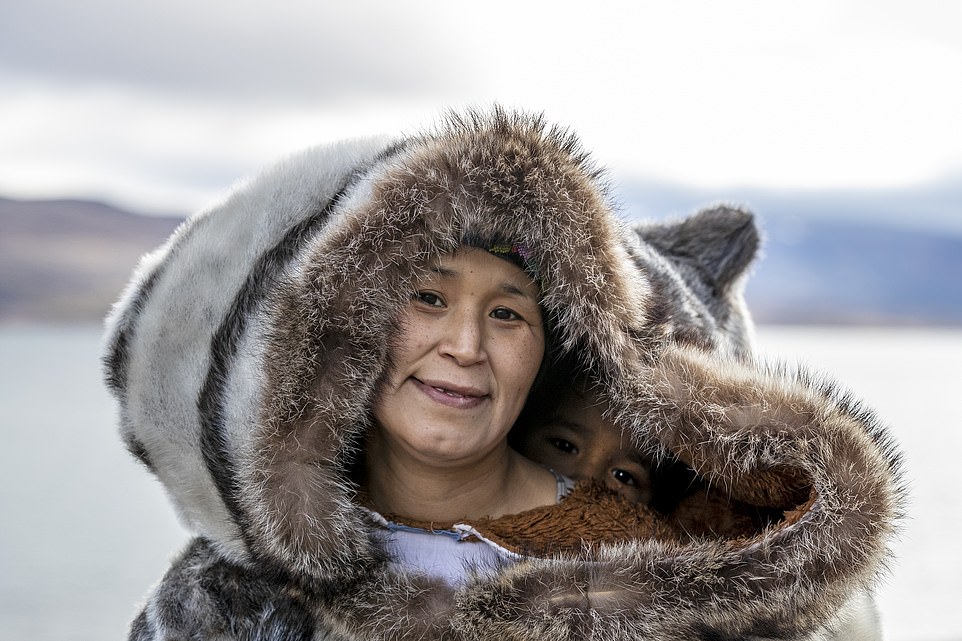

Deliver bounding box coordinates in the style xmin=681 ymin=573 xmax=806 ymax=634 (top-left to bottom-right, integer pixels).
xmin=373 ymin=247 xmax=545 ymax=469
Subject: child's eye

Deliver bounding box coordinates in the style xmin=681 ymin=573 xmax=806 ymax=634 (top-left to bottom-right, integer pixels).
xmin=414 ymin=291 xmax=444 ymax=307
xmin=611 ymin=468 xmax=637 ymax=486
xmin=548 ymin=438 xmax=578 ymax=454
xmin=490 ymin=307 xmax=521 ymax=321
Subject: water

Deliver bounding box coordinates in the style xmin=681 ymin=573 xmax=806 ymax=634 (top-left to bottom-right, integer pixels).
xmin=1 ymin=325 xmax=959 ymax=640
xmin=0 ymin=326 xmax=188 ymax=640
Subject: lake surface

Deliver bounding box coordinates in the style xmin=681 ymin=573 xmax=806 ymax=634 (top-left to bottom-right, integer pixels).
xmin=1 ymin=325 xmax=959 ymax=640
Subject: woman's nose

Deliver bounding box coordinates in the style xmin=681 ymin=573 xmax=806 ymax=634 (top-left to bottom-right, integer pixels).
xmin=439 ymin=313 xmax=486 ymax=365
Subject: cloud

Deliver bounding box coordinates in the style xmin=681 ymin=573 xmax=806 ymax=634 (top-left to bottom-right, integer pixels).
xmin=0 ymin=0 xmax=476 ymax=102
xmin=1 ymin=0 xmax=960 ymax=221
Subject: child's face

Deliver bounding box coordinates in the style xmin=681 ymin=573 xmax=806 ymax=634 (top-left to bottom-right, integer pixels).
xmin=515 ymin=392 xmax=653 ymax=504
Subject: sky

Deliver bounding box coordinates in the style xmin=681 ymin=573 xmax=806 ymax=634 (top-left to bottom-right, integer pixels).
xmin=1 ymin=0 xmax=960 ymax=228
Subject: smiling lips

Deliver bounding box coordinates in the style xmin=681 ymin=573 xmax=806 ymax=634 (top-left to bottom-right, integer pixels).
xmin=413 ymin=377 xmax=488 ymax=409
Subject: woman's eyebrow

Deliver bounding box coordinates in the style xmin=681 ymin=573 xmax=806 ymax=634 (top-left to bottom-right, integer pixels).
xmin=500 ymin=282 xmax=536 ymax=299
xmin=430 ymin=265 xmax=457 ymax=278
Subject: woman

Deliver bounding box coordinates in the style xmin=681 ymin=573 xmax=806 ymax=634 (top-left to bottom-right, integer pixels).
xmin=363 ymin=244 xmax=565 ymax=583
xmin=104 ymin=108 xmax=904 ymax=640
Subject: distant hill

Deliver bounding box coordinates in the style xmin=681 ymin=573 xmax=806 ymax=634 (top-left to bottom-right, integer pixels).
xmin=1 ymin=196 xmax=960 ymax=326
xmin=0 ymin=197 xmax=182 ymax=323
xmin=744 ymin=215 xmax=962 ymax=325
xmin=617 ymin=178 xmax=962 ymax=326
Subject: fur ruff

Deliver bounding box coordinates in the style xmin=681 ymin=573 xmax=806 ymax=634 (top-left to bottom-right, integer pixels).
xmin=104 ymin=108 xmax=904 ymax=640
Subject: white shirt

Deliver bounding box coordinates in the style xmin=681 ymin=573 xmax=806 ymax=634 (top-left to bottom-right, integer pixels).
xmin=368 ymin=470 xmax=575 ymax=585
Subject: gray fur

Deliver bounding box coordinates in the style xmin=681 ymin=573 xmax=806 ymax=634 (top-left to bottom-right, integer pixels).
xmin=629 ymin=205 xmax=759 ymax=357
xmin=104 ymin=108 xmax=904 ymax=640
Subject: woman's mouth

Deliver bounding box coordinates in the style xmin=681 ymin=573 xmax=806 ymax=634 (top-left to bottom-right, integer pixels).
xmin=412 ymin=378 xmax=488 ymax=409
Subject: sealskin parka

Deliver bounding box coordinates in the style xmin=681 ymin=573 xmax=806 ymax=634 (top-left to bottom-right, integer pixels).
xmin=103 ymin=108 xmax=905 ymax=641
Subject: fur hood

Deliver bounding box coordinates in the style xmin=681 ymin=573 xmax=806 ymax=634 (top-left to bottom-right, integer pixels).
xmin=104 ymin=109 xmax=905 ymax=640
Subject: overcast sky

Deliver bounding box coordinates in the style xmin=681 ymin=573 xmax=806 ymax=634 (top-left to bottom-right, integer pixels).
xmin=1 ymin=0 xmax=960 ymax=226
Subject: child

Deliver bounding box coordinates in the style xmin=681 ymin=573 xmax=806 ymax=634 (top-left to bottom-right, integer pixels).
xmin=513 ymin=385 xmax=655 ymax=505
xmin=514 ymin=383 xmax=777 ymax=540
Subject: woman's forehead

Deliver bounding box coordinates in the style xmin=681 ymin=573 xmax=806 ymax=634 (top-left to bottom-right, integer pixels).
xmin=428 ymin=248 xmax=539 ymax=299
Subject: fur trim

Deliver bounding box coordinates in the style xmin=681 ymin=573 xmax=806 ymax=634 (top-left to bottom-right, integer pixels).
xmin=105 ymin=107 xmax=904 ymax=640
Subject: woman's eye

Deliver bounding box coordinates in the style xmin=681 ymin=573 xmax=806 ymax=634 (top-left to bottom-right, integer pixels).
xmin=612 ymin=468 xmax=637 ymax=486
xmin=548 ymin=438 xmax=578 ymax=454
xmin=490 ymin=307 xmax=521 ymax=321
xmin=414 ymin=291 xmax=444 ymax=307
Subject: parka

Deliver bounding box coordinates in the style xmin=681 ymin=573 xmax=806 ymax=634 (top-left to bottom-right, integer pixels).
xmin=103 ymin=108 xmax=905 ymax=640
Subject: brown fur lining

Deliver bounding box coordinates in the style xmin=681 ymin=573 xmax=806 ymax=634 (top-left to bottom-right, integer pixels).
xmin=380 ymin=478 xmax=817 ymax=556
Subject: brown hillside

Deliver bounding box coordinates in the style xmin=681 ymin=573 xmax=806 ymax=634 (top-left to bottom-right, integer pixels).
xmin=0 ymin=198 xmax=184 ymax=324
